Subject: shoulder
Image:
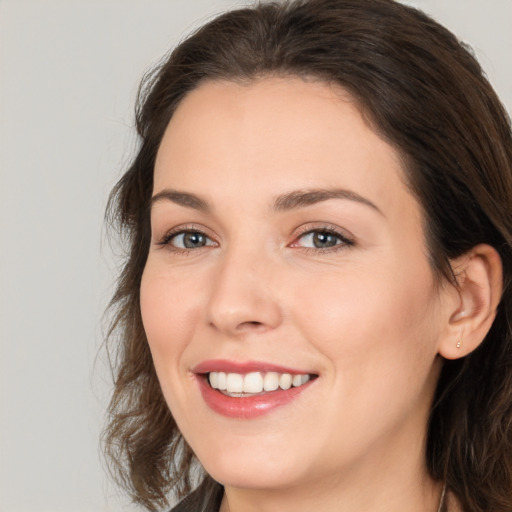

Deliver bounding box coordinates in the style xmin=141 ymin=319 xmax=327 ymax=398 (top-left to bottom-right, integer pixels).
xmin=167 ymin=478 xmax=223 ymax=512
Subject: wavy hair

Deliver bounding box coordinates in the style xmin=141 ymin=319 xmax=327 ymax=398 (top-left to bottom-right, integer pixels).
xmin=103 ymin=0 xmax=512 ymax=510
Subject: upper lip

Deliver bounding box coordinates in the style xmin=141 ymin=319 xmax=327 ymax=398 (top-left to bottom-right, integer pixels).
xmin=192 ymin=359 xmax=315 ymax=375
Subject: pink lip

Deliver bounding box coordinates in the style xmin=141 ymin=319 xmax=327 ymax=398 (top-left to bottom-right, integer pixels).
xmin=193 ymin=359 xmax=316 ymax=419
xmin=192 ymin=359 xmax=310 ymax=375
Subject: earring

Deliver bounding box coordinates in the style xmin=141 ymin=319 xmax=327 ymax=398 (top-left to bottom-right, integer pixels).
xmin=456 ymin=339 xmax=462 ymax=349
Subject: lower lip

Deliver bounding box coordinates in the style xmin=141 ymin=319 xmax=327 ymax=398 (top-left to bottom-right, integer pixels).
xmin=196 ymin=376 xmax=314 ymax=419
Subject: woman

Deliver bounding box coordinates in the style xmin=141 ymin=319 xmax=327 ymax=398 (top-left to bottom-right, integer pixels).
xmin=103 ymin=0 xmax=512 ymax=511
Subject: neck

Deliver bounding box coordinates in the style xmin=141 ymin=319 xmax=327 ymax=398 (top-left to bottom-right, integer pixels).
xmin=220 ymin=484 xmax=442 ymax=512
xmin=220 ymin=460 xmax=443 ymax=512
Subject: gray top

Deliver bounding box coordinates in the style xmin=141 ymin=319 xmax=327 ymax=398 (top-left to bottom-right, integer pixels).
xmin=168 ymin=480 xmax=223 ymax=512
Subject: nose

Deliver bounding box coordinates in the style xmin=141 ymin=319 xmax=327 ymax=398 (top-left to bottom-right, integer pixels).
xmin=205 ymin=247 xmax=283 ymax=337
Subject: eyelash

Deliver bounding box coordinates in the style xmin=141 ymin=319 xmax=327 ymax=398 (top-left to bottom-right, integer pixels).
xmin=156 ymin=224 xmax=215 ymax=255
xmin=156 ymin=224 xmax=354 ymax=255
xmin=291 ymin=225 xmax=354 ymax=254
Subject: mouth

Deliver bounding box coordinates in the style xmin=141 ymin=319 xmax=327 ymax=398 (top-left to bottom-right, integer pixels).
xmin=207 ymin=371 xmax=313 ymax=397
xmin=193 ymin=361 xmax=318 ymax=418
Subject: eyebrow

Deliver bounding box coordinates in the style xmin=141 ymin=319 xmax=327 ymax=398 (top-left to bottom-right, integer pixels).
xmin=150 ymin=187 xmax=382 ymax=215
xmin=272 ymin=188 xmax=382 ymax=214
xmin=150 ymin=189 xmax=210 ymax=213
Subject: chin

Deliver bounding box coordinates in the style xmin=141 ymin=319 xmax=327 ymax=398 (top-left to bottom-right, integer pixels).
xmin=206 ymin=459 xmax=305 ymax=491
xmin=195 ymin=438 xmax=309 ymax=491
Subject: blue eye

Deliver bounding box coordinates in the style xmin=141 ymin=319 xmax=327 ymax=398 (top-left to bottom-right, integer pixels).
xmin=166 ymin=231 xmax=215 ymax=249
xmin=297 ymin=229 xmax=351 ymax=249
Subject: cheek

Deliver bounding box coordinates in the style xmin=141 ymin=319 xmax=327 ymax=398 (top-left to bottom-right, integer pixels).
xmin=139 ymin=264 xmax=209 ymax=432
xmin=140 ymin=265 xmax=201 ymax=371
xmin=288 ymin=263 xmax=442 ymax=453
xmin=293 ymin=260 xmax=441 ymax=383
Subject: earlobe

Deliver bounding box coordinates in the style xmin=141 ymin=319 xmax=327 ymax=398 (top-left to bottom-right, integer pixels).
xmin=438 ymin=244 xmax=503 ymax=360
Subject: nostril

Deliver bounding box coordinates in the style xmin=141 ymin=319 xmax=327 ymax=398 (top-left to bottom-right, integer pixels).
xmin=237 ymin=320 xmax=266 ymax=332
xmin=208 ymin=320 xmax=264 ymax=332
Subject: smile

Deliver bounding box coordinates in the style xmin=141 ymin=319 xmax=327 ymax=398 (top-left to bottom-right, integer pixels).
xmin=209 ymin=371 xmax=311 ymax=396
xmin=193 ymin=360 xmax=317 ymax=418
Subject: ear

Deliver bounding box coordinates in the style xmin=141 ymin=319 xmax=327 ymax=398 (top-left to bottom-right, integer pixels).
xmin=438 ymin=244 xmax=503 ymax=360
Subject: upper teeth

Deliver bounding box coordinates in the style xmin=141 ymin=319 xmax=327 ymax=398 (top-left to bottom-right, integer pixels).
xmin=208 ymin=371 xmax=311 ymax=394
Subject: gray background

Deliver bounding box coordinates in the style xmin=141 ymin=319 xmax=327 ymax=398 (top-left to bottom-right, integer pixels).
xmin=0 ymin=1 xmax=510 ymax=511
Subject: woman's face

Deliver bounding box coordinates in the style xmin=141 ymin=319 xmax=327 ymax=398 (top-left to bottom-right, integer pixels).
xmin=141 ymin=78 xmax=450 ymax=492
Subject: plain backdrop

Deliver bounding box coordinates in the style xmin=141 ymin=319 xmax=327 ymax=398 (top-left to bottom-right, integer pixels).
xmin=0 ymin=1 xmax=510 ymax=511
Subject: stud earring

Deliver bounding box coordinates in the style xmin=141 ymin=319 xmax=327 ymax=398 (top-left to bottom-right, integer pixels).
xmin=456 ymin=339 xmax=462 ymax=349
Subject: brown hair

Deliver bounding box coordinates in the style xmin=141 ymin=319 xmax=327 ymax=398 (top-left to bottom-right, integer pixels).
xmin=103 ymin=0 xmax=512 ymax=510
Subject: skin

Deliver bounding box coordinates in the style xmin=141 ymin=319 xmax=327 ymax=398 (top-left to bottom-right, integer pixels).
xmin=140 ymin=77 xmax=490 ymax=511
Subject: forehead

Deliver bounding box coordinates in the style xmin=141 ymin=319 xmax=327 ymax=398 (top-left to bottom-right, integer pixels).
xmin=153 ymin=77 xmax=416 ymax=221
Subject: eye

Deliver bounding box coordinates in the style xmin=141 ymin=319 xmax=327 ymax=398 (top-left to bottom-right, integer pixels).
xmin=159 ymin=229 xmax=216 ymax=250
xmin=174 ymin=231 xmax=211 ymax=249
xmin=292 ymin=228 xmax=353 ymax=250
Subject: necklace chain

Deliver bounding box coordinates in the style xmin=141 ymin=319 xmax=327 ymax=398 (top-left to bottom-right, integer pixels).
xmin=437 ymin=482 xmax=447 ymax=512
